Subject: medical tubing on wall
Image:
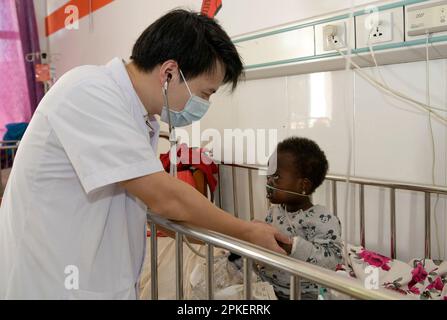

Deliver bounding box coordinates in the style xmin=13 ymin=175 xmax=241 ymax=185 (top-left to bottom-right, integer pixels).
xmin=425 ymin=33 xmax=442 ymax=260
xmin=340 ymin=31 xmax=445 ymax=259
xmin=341 ymin=0 xmax=355 ymax=267
xmin=335 ymin=48 xmax=447 ymax=125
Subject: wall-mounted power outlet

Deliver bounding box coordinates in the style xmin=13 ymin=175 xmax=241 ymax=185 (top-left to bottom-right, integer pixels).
xmin=355 ymin=7 xmax=404 ymax=49
xmin=368 ymin=12 xmax=393 ymax=44
xmin=315 ymin=18 xmax=355 ymax=55
xmin=323 ymin=23 xmax=347 ymax=51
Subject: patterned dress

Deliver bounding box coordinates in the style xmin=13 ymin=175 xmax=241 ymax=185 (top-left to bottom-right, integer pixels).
xmin=258 ymin=204 xmax=343 ymax=299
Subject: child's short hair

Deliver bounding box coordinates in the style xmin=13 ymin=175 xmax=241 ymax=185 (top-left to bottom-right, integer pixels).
xmin=277 ymin=137 xmax=329 ymax=193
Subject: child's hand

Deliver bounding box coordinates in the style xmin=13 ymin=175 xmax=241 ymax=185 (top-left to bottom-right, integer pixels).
xmin=251 ymin=219 xmax=293 ymax=255
xmin=245 ymin=221 xmax=292 ymax=255
xmin=280 ymin=242 xmax=293 ymax=255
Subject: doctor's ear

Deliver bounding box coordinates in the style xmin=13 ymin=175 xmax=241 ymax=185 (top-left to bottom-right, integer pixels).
xmin=159 ymin=60 xmax=180 ymax=85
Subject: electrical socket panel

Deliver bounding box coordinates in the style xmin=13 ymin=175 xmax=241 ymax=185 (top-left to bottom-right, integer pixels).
xmin=356 ymin=7 xmax=404 ymax=49
xmin=406 ymin=0 xmax=447 ymax=38
xmin=369 ymin=11 xmax=393 ymax=44
xmin=323 ymin=23 xmax=347 ymax=51
xmin=315 ymin=18 xmax=355 ymax=54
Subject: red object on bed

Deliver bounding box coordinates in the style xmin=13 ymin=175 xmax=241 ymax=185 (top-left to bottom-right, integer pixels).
xmin=147 ymin=158 xmax=200 ymax=238
xmin=176 ymin=170 xmax=197 ymax=188
xmin=146 ymin=230 xmax=168 ymax=238
xmin=159 ymin=143 xmax=218 ymax=193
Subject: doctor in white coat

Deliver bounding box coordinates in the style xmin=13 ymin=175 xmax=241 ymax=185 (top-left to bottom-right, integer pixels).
xmin=0 ymin=9 xmax=291 ymax=299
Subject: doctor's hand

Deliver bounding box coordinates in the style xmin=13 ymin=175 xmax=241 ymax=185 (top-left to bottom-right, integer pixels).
xmin=245 ymin=221 xmax=292 ymax=255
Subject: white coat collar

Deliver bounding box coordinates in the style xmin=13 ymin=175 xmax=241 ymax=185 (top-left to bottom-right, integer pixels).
xmin=106 ymin=57 xmax=160 ymax=137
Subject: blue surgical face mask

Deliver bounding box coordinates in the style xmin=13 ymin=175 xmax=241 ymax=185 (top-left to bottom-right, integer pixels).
xmin=160 ymin=70 xmax=211 ymax=127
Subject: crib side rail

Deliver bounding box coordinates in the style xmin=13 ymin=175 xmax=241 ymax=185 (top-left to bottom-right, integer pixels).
xmin=0 ymin=141 xmax=20 ymax=196
xmin=216 ymin=162 xmax=447 ymax=260
xmin=147 ymin=213 xmax=404 ymax=300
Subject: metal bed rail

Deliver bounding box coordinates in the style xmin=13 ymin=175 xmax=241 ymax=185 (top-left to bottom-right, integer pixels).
xmin=0 ymin=141 xmax=20 ymax=196
xmin=0 ymin=140 xmax=20 ymax=167
xmin=146 ymin=156 xmax=445 ymax=300
xmin=216 ymin=162 xmax=447 ymax=260
xmin=147 ymin=213 xmax=404 ymax=300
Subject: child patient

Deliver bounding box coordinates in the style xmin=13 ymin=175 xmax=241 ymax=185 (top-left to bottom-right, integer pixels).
xmin=230 ymin=137 xmax=343 ymax=300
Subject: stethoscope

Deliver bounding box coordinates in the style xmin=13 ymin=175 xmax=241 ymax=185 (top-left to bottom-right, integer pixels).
xmin=162 ymin=75 xmax=208 ymax=259
xmin=162 ymin=74 xmax=178 ymax=178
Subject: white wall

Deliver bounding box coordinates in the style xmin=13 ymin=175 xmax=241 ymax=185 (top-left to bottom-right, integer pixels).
xmin=220 ymin=62 xmax=447 ymax=262
xmin=43 ymin=0 xmax=388 ymax=77
xmin=217 ymin=0 xmax=383 ymax=37
xmin=45 ymin=0 xmax=203 ymax=76
xmin=37 ymin=0 xmax=447 ymax=262
xmin=33 ymin=0 xmax=48 ymax=53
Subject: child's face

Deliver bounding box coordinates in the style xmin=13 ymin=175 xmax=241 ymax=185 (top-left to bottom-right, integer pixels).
xmin=266 ymin=151 xmax=308 ymax=204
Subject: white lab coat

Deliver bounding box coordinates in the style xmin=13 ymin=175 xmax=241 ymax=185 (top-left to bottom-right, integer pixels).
xmin=0 ymin=58 xmax=164 ymax=299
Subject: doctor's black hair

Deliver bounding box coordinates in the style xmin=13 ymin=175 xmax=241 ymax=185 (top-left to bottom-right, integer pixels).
xmin=277 ymin=137 xmax=329 ymax=193
xmin=131 ymin=9 xmax=244 ymax=90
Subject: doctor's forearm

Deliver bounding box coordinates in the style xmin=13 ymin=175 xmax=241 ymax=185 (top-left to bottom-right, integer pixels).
xmin=121 ymin=172 xmax=252 ymax=242
xmin=160 ymin=177 xmax=253 ymax=241
xmin=175 ymin=185 xmax=252 ymax=239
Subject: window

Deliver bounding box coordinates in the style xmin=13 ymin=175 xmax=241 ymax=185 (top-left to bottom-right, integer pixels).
xmin=0 ymin=0 xmax=32 ymax=138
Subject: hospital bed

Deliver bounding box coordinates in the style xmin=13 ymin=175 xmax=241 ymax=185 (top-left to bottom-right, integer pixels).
xmin=143 ymin=161 xmax=447 ymax=300
xmin=0 ymin=137 xmax=443 ymax=299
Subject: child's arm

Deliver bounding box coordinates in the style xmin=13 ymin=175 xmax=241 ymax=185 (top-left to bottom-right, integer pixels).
xmin=288 ymin=214 xmax=343 ymax=270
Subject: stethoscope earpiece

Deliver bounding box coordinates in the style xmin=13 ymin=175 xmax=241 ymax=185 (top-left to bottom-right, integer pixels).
xmin=163 ymin=74 xmax=172 ymax=92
